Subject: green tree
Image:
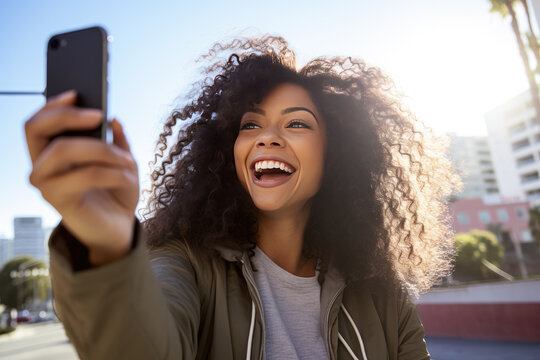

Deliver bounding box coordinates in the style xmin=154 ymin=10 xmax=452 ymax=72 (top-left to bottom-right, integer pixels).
xmin=454 ymin=230 xmax=504 ymax=281
xmin=529 ymin=206 xmax=540 ymax=248
xmin=0 ymin=257 xmax=50 ymax=313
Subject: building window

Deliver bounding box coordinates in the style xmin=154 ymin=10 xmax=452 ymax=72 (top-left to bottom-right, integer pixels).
xmin=478 ymin=211 xmax=491 ymax=223
xmin=507 ymin=121 xmax=526 ymax=135
xmin=475 ymin=140 xmax=488 ymax=147
xmin=497 ymin=209 xmax=509 ymax=222
xmin=516 ymin=207 xmax=527 ymax=219
xmin=517 ymin=154 xmax=535 ymax=167
xmin=521 ymin=171 xmax=539 ymax=184
xmin=457 ymin=212 xmax=469 ymax=224
xmin=512 ymin=138 xmax=530 ymax=151
xmin=521 ymin=230 xmax=533 ymax=243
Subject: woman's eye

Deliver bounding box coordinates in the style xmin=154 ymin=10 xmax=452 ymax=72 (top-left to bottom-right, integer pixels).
xmin=287 ymin=120 xmax=311 ymax=129
xmin=240 ymin=122 xmax=260 ymax=130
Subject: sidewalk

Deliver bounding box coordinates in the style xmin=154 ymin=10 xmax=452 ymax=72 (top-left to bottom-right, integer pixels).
xmin=0 ymin=321 xmax=77 ymax=360
xmin=426 ymin=336 xmax=540 ymax=360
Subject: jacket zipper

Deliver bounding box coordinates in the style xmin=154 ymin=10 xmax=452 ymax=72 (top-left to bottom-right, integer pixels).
xmin=237 ymin=256 xmax=266 ymax=360
xmin=324 ymin=286 xmax=345 ymax=360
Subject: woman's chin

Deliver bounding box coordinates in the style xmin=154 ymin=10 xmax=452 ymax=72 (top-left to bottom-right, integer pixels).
xmin=251 ymin=197 xmax=311 ymax=217
xmin=250 ymin=193 xmax=296 ymax=214
xmin=252 ymin=200 xmax=288 ymax=214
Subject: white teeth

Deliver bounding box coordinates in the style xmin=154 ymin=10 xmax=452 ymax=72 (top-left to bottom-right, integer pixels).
xmin=254 ymin=160 xmax=294 ymax=173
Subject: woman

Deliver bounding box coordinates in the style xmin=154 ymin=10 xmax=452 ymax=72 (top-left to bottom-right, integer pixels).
xmin=25 ymin=36 xmax=459 ymax=359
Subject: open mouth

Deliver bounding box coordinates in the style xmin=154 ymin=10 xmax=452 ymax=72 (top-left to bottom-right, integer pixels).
xmin=252 ymin=160 xmax=296 ymax=182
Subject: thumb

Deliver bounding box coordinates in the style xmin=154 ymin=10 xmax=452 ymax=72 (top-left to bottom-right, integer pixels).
xmin=110 ymin=118 xmax=132 ymax=153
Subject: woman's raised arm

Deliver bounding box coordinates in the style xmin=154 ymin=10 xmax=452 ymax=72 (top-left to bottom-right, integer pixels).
xmin=24 ymin=90 xmax=139 ymax=266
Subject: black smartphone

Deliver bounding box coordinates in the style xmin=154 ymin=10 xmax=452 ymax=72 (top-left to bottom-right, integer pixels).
xmin=46 ymin=26 xmax=109 ymax=141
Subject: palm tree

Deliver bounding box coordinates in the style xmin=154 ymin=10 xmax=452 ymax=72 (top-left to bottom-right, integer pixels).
xmin=489 ymin=0 xmax=540 ymax=123
xmin=520 ymin=0 xmax=540 ymax=72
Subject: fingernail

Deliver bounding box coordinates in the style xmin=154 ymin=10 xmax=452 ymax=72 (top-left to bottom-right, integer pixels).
xmin=52 ymin=90 xmax=76 ymax=102
xmin=122 ymin=152 xmax=134 ymax=163
xmin=113 ymin=118 xmax=124 ymax=130
xmin=87 ymin=108 xmax=103 ymax=114
xmin=61 ymin=89 xmax=76 ymax=98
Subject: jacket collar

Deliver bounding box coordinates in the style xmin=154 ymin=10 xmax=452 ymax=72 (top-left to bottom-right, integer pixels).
xmin=215 ymin=244 xmax=347 ymax=359
xmin=214 ymin=244 xmax=346 ymax=285
xmin=214 ymin=245 xmax=243 ymax=262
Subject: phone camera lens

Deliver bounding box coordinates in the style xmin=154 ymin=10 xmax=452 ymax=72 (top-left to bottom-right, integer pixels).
xmin=50 ymin=39 xmax=60 ymax=49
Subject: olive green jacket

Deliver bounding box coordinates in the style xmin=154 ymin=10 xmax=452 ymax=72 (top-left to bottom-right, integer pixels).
xmin=48 ymin=218 xmax=431 ymax=360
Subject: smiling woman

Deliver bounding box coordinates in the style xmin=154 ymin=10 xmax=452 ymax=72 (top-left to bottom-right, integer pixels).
xmin=234 ymin=83 xmax=326 ymax=216
xmin=36 ymin=35 xmax=461 ymax=360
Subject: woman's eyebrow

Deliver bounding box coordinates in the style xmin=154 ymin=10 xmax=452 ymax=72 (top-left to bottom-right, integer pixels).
xmin=282 ymin=107 xmax=319 ymax=123
xmin=246 ymin=107 xmax=319 ymax=123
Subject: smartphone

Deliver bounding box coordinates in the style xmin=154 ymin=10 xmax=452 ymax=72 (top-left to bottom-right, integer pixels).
xmin=46 ymin=26 xmax=109 ymax=141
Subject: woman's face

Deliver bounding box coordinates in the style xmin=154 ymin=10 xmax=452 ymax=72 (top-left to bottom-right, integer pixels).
xmin=234 ymin=83 xmax=327 ymax=215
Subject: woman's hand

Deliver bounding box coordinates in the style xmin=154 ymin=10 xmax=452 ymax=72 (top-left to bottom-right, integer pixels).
xmin=24 ymin=90 xmax=140 ymax=267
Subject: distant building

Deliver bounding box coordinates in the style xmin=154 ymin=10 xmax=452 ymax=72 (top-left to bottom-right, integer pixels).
xmin=449 ymin=197 xmax=540 ymax=275
xmin=485 ymin=90 xmax=540 ymax=206
xmin=0 ymin=236 xmax=13 ymax=268
xmin=447 ymin=133 xmax=499 ymax=199
xmin=450 ymin=197 xmax=532 ymax=244
xmin=13 ymin=217 xmax=46 ymax=264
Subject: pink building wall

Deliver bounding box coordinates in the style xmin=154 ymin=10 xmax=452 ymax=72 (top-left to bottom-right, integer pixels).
xmin=449 ymin=197 xmax=531 ymax=243
xmin=416 ymin=279 xmax=540 ymax=341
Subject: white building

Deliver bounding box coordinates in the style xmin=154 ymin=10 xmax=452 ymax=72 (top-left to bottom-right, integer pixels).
xmin=485 ymin=90 xmax=540 ymax=207
xmin=0 ymin=237 xmax=13 ymax=268
xmin=447 ymin=133 xmax=499 ymax=199
xmin=13 ymin=217 xmax=47 ymax=264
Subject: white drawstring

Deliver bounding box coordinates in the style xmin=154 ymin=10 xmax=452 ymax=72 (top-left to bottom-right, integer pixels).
xmin=338 ymin=304 xmax=368 ymax=360
xmin=244 ymin=300 xmax=365 ymax=360
xmin=246 ymin=301 xmax=256 ymax=360
xmin=338 ymin=333 xmax=361 ymax=360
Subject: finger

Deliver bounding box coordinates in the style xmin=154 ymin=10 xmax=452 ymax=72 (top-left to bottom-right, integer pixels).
xmin=25 ymin=91 xmax=77 ymax=163
xmin=39 ymin=165 xmax=137 ymax=201
xmin=111 ymin=118 xmax=131 ymax=153
xmin=110 ymin=118 xmax=138 ymax=171
xmin=43 ymin=90 xmax=77 ymax=110
xmin=30 ymin=137 xmax=134 ymax=185
xmin=25 ymin=107 xmax=102 ymax=163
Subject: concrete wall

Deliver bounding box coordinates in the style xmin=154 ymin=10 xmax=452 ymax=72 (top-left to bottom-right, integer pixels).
xmin=416 ymin=279 xmax=540 ymax=341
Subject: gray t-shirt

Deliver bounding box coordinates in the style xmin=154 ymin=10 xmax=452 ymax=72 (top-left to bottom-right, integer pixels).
xmin=252 ymin=246 xmax=329 ymax=360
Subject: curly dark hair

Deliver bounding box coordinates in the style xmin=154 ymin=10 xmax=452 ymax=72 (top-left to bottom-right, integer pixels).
xmin=138 ymin=35 xmax=461 ymax=295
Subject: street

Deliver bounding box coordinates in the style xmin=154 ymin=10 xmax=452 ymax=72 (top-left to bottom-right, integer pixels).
xmin=0 ymin=321 xmax=77 ymax=360
xmin=426 ymin=336 xmax=540 ymax=360
xmin=1 ymin=322 xmax=540 ymax=359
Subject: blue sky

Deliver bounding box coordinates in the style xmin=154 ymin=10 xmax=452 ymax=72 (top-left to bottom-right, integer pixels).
xmin=0 ymin=0 xmax=529 ymax=238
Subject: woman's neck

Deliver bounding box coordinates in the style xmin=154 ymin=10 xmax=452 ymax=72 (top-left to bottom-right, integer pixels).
xmin=255 ymin=204 xmax=316 ymax=277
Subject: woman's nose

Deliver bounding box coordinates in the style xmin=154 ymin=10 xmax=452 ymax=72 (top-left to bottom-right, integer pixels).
xmin=256 ymin=128 xmax=284 ymax=148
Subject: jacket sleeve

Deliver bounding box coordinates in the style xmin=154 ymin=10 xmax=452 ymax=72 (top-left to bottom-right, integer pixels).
xmin=48 ymin=217 xmax=200 ymax=360
xmin=396 ymin=289 xmax=431 ymax=360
